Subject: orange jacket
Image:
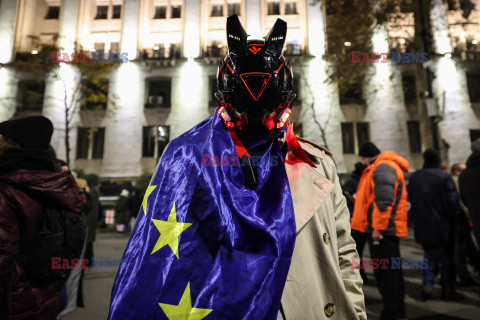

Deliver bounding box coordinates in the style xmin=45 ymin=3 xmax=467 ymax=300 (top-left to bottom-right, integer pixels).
xmin=351 ymin=151 xmax=409 ymax=237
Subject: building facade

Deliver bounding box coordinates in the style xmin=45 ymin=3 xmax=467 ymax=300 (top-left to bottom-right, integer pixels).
xmin=0 ymin=0 xmax=479 ymax=177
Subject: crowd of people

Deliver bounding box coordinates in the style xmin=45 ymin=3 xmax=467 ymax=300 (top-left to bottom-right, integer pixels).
xmin=343 ymin=139 xmax=480 ymax=319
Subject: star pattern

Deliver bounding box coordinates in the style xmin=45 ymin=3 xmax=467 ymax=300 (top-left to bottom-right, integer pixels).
xmin=142 ymin=184 xmax=157 ymax=215
xmin=159 ymin=282 xmax=213 ymax=320
xmin=151 ymin=203 xmax=192 ymax=258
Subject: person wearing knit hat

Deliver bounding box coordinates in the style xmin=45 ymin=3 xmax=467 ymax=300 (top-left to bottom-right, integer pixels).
xmin=472 ymin=138 xmax=480 ymax=153
xmin=351 ymin=142 xmax=410 ymax=319
xmin=0 ymin=116 xmax=87 ymax=319
xmin=358 ymin=141 xmax=381 ymax=166
xmin=0 ymin=116 xmax=54 ymax=150
xmin=408 ymin=149 xmax=466 ymax=301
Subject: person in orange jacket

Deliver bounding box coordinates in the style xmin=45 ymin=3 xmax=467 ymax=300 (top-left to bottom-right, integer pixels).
xmin=351 ymin=141 xmax=409 ymax=320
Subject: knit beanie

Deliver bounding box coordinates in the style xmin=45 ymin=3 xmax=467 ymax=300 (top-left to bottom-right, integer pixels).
xmin=359 ymin=142 xmax=381 ymax=157
xmin=0 ymin=116 xmax=53 ymax=150
xmin=423 ymin=148 xmax=440 ymax=169
xmin=472 ymin=138 xmax=480 ymax=153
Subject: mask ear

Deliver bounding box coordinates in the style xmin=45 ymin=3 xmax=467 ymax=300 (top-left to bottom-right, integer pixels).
xmin=226 ymin=14 xmax=248 ymax=59
xmin=264 ymin=18 xmax=287 ymax=60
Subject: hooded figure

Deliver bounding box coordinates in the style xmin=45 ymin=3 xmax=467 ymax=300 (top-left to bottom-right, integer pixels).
xmin=0 ymin=116 xmax=86 ymax=319
xmin=108 ymin=15 xmax=366 ymax=320
xmin=408 ymin=149 xmax=465 ymax=301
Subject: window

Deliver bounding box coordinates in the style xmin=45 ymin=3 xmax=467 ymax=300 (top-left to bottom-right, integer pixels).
xmin=268 ymin=2 xmax=280 ymax=15
xmin=94 ymin=42 xmax=105 ymax=53
xmin=154 ymin=6 xmax=167 ymax=19
xmin=83 ymin=79 xmax=109 ymax=110
xmin=356 ymin=122 xmax=370 ymax=151
xmin=109 ymin=42 xmax=119 ymax=54
xmin=339 ymin=83 xmax=364 ymax=105
xmin=171 ymin=5 xmax=182 ymax=18
xmin=77 ymin=128 xmax=105 ymax=159
xmin=17 ymin=80 xmax=45 ymax=111
xmin=471 ymin=130 xmax=480 ymax=142
xmin=228 ymin=3 xmax=241 ymax=15
xmin=447 ymin=0 xmax=458 ymax=10
xmin=407 ymin=121 xmax=422 ymax=153
xmin=76 ymin=127 xmax=105 ymax=159
xmin=45 ymin=6 xmax=60 ymax=19
xmin=211 ymin=5 xmax=224 ymax=16
xmin=95 ymin=6 xmax=108 ymax=19
xmin=402 ymin=75 xmax=417 ymax=104
xmin=112 ymin=5 xmax=121 ymax=19
xmin=467 ymin=73 xmax=480 ymax=103
xmin=341 ymin=123 xmax=355 ymax=154
xmin=143 ymin=126 xmax=170 ymax=158
xmin=284 ymin=2 xmax=297 ymax=14
xmin=146 ymin=79 xmax=172 ymax=108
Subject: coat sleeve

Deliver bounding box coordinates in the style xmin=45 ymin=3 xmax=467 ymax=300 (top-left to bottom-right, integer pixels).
xmin=371 ymin=163 xmax=397 ymax=232
xmin=332 ymin=170 xmax=368 ymax=320
xmin=445 ymin=176 xmax=461 ymax=220
xmin=0 ymin=192 xmax=20 ymax=289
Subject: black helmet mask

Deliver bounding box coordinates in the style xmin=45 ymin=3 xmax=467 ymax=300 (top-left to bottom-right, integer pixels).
xmin=215 ymin=15 xmax=296 ymax=132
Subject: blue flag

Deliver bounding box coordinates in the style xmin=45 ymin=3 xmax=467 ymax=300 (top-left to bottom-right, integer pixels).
xmin=108 ymin=111 xmax=296 ymax=319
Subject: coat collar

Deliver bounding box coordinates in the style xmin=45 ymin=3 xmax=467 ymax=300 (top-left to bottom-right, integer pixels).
xmin=285 ymin=141 xmax=334 ymax=233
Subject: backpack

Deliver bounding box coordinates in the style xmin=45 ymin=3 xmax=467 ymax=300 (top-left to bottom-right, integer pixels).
xmin=21 ymin=207 xmax=87 ymax=285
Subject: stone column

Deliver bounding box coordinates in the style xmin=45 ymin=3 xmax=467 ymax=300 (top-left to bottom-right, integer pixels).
xmin=43 ymin=0 xmax=81 ymax=165
xmin=363 ymin=26 xmax=411 ymax=163
xmin=0 ymin=1 xmax=19 ymax=121
xmin=245 ymin=0 xmax=262 ymax=38
xmin=101 ymin=0 xmax=143 ymax=177
xmin=429 ymin=0 xmax=479 ymax=164
xmin=300 ymin=2 xmax=346 ymax=171
xmin=183 ymin=0 xmax=201 ymax=58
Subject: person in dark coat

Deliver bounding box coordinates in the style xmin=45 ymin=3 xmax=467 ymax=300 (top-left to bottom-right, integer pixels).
xmin=459 ymin=139 xmax=480 ymax=262
xmin=343 ymin=162 xmax=368 ymax=283
xmin=0 ymin=116 xmax=86 ymax=320
xmin=84 ymin=174 xmax=100 ymax=265
xmin=115 ymin=189 xmax=129 ymax=232
xmin=408 ymin=149 xmax=465 ymax=301
xmin=126 ymin=188 xmax=143 ymax=231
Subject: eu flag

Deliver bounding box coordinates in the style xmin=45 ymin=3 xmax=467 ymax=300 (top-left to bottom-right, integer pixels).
xmin=108 ymin=111 xmax=296 ymax=319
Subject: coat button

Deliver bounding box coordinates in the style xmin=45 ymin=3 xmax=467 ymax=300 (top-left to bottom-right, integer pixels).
xmin=324 ymin=303 xmax=335 ymax=317
xmin=323 ymin=232 xmax=330 ymax=245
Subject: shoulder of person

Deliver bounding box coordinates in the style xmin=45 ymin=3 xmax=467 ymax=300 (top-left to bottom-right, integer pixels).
xmin=297 ymin=137 xmax=333 ymax=161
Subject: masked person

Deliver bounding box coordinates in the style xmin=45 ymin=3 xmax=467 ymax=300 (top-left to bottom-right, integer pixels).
xmin=108 ymin=15 xmax=366 ymax=320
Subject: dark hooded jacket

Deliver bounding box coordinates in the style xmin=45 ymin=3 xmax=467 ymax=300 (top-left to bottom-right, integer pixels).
xmin=0 ymin=149 xmax=86 ymax=320
xmin=84 ymin=174 xmax=100 ymax=244
xmin=408 ymin=168 xmax=461 ymax=246
xmin=459 ymin=152 xmax=480 ymax=245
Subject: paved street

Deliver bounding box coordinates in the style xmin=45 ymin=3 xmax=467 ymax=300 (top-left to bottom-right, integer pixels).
xmin=64 ymin=228 xmax=480 ymax=320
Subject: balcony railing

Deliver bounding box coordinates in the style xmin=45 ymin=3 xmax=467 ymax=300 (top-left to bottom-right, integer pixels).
xmin=204 ymin=45 xmax=227 ymax=58
xmin=141 ymin=44 xmax=181 ymax=60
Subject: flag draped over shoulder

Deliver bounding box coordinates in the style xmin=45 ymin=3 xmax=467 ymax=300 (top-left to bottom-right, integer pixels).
xmin=108 ymin=111 xmax=296 ymax=320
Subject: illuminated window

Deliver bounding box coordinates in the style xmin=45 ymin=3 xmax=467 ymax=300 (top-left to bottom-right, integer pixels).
xmin=76 ymin=127 xmax=105 ymax=159
xmin=143 ymin=126 xmax=170 ymax=158
xmin=94 ymin=42 xmax=105 ymax=53
xmin=154 ymin=6 xmax=167 ymax=19
xmin=267 ymin=1 xmax=280 ymax=15
xmin=95 ymin=6 xmax=108 ymax=19
xmin=284 ymin=2 xmax=297 ymax=14
xmin=145 ymin=79 xmax=172 ymax=108
xmin=171 ymin=5 xmax=182 ymax=18
xmin=45 ymin=6 xmax=60 ymax=19
xmin=211 ymin=5 xmax=224 ymax=16
xmin=112 ymin=5 xmax=122 ymax=19
xmin=228 ymin=3 xmax=241 ymax=15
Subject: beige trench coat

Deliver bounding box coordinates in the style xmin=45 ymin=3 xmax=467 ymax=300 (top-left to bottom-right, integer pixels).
xmin=281 ymin=138 xmax=367 ymax=320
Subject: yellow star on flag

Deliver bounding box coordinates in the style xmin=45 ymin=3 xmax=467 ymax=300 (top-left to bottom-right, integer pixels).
xmin=159 ymin=282 xmax=213 ymax=320
xmin=151 ymin=203 xmax=192 ymax=258
xmin=142 ymin=184 xmax=157 ymax=215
